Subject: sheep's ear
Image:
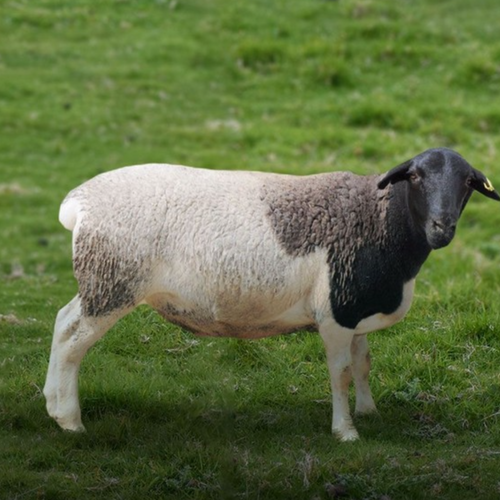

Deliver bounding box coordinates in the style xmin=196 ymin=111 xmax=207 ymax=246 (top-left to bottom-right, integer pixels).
xmin=468 ymin=168 xmax=500 ymax=201
xmin=377 ymin=160 xmax=413 ymax=190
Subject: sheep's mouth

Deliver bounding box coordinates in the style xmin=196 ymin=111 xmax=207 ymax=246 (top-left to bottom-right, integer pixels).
xmin=426 ymin=226 xmax=456 ymax=250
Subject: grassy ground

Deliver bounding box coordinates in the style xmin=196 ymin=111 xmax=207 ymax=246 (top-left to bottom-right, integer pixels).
xmin=2 ymin=0 xmax=500 ymax=498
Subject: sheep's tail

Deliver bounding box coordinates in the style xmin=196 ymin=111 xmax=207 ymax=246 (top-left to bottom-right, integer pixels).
xmin=59 ymin=195 xmax=82 ymax=232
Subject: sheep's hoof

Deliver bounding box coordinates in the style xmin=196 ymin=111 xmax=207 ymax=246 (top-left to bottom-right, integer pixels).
xmin=333 ymin=425 xmax=359 ymax=442
xmin=63 ymin=424 xmax=86 ymax=433
xmin=56 ymin=417 xmax=86 ymax=433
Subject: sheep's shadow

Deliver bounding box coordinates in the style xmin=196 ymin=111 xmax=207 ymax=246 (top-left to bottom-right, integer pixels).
xmin=46 ymin=390 xmax=463 ymax=452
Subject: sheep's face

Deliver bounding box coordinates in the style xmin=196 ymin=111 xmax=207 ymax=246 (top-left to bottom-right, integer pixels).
xmin=378 ymin=148 xmax=500 ymax=250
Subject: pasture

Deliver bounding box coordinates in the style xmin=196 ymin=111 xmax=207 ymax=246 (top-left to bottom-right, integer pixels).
xmin=1 ymin=0 xmax=500 ymax=498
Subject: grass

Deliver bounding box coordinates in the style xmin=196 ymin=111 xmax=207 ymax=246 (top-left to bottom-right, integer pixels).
xmin=2 ymin=0 xmax=500 ymax=498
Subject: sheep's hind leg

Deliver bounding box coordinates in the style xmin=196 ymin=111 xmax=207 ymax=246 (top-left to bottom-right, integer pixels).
xmin=44 ymin=296 xmax=80 ymax=422
xmin=351 ymin=334 xmax=377 ymax=415
xmin=43 ymin=295 xmax=124 ymax=432
xmin=319 ymin=320 xmax=358 ymax=442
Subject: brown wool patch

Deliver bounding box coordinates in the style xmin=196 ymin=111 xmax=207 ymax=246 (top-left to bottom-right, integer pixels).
xmin=261 ymin=172 xmax=390 ymax=307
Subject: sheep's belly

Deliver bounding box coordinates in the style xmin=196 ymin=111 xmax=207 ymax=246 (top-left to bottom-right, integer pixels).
xmin=162 ymin=315 xmax=316 ymax=338
xmin=149 ymin=296 xmax=316 ymax=339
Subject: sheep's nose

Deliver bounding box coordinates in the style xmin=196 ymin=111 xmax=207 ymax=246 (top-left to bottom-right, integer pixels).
xmin=427 ymin=218 xmax=457 ymax=249
xmin=432 ymin=218 xmax=456 ymax=233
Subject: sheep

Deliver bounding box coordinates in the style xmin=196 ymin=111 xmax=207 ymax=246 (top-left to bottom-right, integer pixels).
xmin=44 ymin=147 xmax=499 ymax=441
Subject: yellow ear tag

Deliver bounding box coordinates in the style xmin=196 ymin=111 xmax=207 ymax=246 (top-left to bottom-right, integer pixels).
xmin=484 ymin=178 xmax=495 ymax=192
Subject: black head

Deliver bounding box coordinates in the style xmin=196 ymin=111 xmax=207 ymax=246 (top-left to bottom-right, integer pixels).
xmin=378 ymin=148 xmax=500 ymax=250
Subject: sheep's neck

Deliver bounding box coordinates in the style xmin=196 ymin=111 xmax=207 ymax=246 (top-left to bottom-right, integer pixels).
xmin=385 ymin=180 xmax=432 ymax=278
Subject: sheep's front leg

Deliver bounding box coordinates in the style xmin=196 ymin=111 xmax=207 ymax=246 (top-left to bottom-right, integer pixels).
xmin=44 ymin=296 xmax=122 ymax=432
xmin=351 ymin=334 xmax=377 ymax=415
xmin=319 ymin=320 xmax=358 ymax=442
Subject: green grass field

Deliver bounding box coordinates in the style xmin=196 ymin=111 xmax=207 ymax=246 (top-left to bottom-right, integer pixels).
xmin=2 ymin=0 xmax=500 ymax=498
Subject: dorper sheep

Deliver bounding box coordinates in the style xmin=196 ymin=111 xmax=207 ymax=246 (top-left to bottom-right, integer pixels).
xmin=44 ymin=148 xmax=499 ymax=441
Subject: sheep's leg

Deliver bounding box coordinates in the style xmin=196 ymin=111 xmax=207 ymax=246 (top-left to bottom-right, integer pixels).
xmin=44 ymin=295 xmax=123 ymax=432
xmin=44 ymin=295 xmax=81 ymax=419
xmin=319 ymin=320 xmax=358 ymax=442
xmin=351 ymin=334 xmax=377 ymax=415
